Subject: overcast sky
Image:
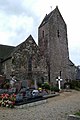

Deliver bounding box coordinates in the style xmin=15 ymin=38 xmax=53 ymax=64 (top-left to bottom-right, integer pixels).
xmin=0 ymin=0 xmax=80 ymax=66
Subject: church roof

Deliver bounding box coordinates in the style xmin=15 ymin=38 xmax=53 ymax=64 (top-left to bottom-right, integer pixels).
xmin=0 ymin=44 xmax=15 ymax=60
xmin=12 ymin=35 xmax=38 ymax=54
xmin=39 ymin=6 xmax=66 ymax=28
xmin=39 ymin=11 xmax=53 ymax=28
xmin=17 ymin=35 xmax=37 ymax=47
xmin=0 ymin=35 xmax=38 ymax=62
xmin=69 ymin=60 xmax=75 ymax=66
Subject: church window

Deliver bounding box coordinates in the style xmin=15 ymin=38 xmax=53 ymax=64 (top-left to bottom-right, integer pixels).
xmin=42 ymin=31 xmax=44 ymax=38
xmin=28 ymin=56 xmax=32 ymax=79
xmin=28 ymin=57 xmax=32 ymax=72
xmin=57 ymin=30 xmax=60 ymax=38
xmin=41 ymin=77 xmax=44 ymax=84
xmin=12 ymin=56 xmax=15 ymax=64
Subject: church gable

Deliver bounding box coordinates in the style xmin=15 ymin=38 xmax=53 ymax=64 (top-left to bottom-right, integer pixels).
xmin=11 ymin=35 xmax=39 ymax=78
xmin=10 ymin=35 xmax=48 ymax=82
xmin=12 ymin=35 xmax=38 ymax=54
xmin=1 ymin=35 xmax=48 ymax=83
xmin=39 ymin=6 xmax=66 ymax=29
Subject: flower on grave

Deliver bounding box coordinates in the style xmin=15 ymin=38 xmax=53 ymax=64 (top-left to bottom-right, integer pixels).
xmin=0 ymin=93 xmax=16 ymax=108
xmin=5 ymin=100 xmax=15 ymax=108
xmin=1 ymin=93 xmax=9 ymax=100
xmin=9 ymin=93 xmax=16 ymax=102
xmin=6 ymin=104 xmax=9 ymax=107
xmin=1 ymin=99 xmax=6 ymax=107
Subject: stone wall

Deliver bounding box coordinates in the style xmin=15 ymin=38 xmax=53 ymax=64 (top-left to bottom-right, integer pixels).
xmin=2 ymin=58 xmax=12 ymax=79
xmin=76 ymin=66 xmax=80 ymax=80
xmin=38 ymin=7 xmax=71 ymax=84
xmin=0 ymin=59 xmax=2 ymax=74
xmin=11 ymin=35 xmax=48 ymax=83
xmin=1 ymin=35 xmax=48 ymax=86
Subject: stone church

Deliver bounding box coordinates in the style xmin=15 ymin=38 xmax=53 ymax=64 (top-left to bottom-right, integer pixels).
xmin=0 ymin=6 xmax=76 ymax=86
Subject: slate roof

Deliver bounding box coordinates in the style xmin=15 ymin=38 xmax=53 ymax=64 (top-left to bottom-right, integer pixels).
xmin=0 ymin=44 xmax=15 ymax=60
xmin=69 ymin=60 xmax=75 ymax=66
xmin=39 ymin=11 xmax=53 ymax=28
xmin=0 ymin=35 xmax=37 ymax=62
xmin=39 ymin=6 xmax=66 ymax=28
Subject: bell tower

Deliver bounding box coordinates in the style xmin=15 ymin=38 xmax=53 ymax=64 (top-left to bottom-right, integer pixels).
xmin=38 ymin=6 xmax=69 ymax=83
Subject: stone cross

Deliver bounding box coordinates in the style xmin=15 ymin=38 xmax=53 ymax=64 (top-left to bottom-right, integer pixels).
xmin=34 ymin=79 xmax=38 ymax=89
xmin=56 ymin=76 xmax=62 ymax=90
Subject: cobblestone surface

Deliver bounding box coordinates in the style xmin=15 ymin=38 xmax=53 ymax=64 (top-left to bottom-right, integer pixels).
xmin=0 ymin=90 xmax=80 ymax=120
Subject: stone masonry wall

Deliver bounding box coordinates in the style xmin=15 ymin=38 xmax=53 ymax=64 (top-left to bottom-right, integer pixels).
xmin=11 ymin=36 xmax=48 ymax=83
xmin=38 ymin=7 xmax=70 ymax=84
xmin=2 ymin=58 xmax=12 ymax=79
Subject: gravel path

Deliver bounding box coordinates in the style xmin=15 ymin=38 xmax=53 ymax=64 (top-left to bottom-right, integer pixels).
xmin=0 ymin=90 xmax=80 ymax=120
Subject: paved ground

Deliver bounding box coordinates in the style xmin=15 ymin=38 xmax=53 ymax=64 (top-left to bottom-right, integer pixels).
xmin=0 ymin=90 xmax=80 ymax=120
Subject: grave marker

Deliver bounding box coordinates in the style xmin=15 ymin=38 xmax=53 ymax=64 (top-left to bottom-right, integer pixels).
xmin=56 ymin=76 xmax=62 ymax=90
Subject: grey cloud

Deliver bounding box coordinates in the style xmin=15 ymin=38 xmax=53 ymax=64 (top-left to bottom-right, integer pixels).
xmin=0 ymin=0 xmax=40 ymax=26
xmin=0 ymin=0 xmax=24 ymax=15
xmin=0 ymin=0 xmax=40 ymax=46
xmin=0 ymin=0 xmax=37 ymax=18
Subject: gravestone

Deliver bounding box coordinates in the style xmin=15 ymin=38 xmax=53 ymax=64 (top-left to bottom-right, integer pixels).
xmin=21 ymin=80 xmax=27 ymax=88
xmin=56 ymin=76 xmax=62 ymax=90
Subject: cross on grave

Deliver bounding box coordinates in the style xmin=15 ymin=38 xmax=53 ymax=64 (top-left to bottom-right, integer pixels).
xmin=34 ymin=79 xmax=38 ymax=89
xmin=56 ymin=76 xmax=62 ymax=90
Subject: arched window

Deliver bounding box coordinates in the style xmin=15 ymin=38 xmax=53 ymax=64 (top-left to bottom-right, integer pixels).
xmin=42 ymin=30 xmax=44 ymax=38
xmin=28 ymin=56 xmax=32 ymax=79
xmin=28 ymin=57 xmax=32 ymax=72
xmin=57 ymin=30 xmax=60 ymax=38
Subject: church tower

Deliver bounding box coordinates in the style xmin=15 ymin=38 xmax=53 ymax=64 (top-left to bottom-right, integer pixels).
xmin=38 ymin=6 xmax=69 ymax=84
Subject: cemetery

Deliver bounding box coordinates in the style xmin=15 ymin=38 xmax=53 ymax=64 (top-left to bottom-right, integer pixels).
xmin=0 ymin=72 xmax=80 ymax=109
xmin=0 ymin=75 xmax=60 ymax=108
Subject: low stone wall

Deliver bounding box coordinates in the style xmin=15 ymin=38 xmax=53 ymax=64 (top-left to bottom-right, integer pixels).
xmin=15 ymin=93 xmax=59 ymax=109
xmin=68 ymin=115 xmax=80 ymax=120
xmin=43 ymin=93 xmax=59 ymax=98
xmin=15 ymin=99 xmax=47 ymax=109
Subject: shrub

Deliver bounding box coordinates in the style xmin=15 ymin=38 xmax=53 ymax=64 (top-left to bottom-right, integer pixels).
xmin=49 ymin=85 xmax=59 ymax=92
xmin=50 ymin=86 xmax=54 ymax=91
xmin=52 ymin=86 xmax=59 ymax=92
xmin=69 ymin=80 xmax=80 ymax=89
xmin=75 ymin=111 xmax=80 ymax=116
xmin=42 ymin=82 xmax=50 ymax=90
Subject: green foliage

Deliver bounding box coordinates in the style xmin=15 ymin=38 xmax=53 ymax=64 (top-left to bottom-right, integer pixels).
xmin=42 ymin=82 xmax=50 ymax=90
xmin=51 ymin=86 xmax=59 ymax=92
xmin=69 ymin=80 xmax=80 ymax=89
xmin=75 ymin=111 xmax=80 ymax=116
xmin=50 ymin=86 xmax=55 ymax=91
xmin=41 ymin=82 xmax=59 ymax=92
